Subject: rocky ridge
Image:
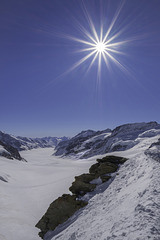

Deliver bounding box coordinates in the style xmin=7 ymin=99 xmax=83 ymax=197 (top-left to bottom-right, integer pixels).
xmin=35 ymin=155 xmax=128 ymax=239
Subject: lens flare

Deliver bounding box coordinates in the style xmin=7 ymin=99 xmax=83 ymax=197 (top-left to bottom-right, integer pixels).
xmin=96 ymin=42 xmax=106 ymax=53
xmin=64 ymin=1 xmax=133 ymax=79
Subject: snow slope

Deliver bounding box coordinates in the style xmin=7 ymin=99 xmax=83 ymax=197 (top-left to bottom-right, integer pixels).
xmin=48 ymin=135 xmax=160 ymax=240
xmin=0 ymin=124 xmax=160 ymax=240
xmin=0 ymin=148 xmax=96 ymax=240
xmin=54 ymin=122 xmax=160 ymax=159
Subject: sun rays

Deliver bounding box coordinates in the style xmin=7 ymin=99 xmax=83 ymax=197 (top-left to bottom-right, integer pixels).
xmin=64 ymin=0 xmax=133 ymax=80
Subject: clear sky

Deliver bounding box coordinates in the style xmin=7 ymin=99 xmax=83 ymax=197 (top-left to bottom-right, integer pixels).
xmin=1 ymin=0 xmax=160 ymax=137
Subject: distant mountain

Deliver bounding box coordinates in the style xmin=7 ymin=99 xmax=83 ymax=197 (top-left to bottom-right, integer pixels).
xmin=0 ymin=131 xmax=69 ymax=160
xmin=0 ymin=140 xmax=23 ymax=161
xmin=54 ymin=122 xmax=160 ymax=158
xmin=54 ymin=129 xmax=112 ymax=157
xmin=0 ymin=131 xmax=69 ymax=151
xmin=16 ymin=136 xmax=69 ymax=150
xmin=1 ymin=121 xmax=160 ymax=161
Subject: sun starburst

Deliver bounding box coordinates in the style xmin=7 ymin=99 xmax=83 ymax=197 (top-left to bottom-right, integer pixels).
xmin=64 ymin=1 xmax=132 ymax=80
xmin=96 ymin=42 xmax=106 ymax=53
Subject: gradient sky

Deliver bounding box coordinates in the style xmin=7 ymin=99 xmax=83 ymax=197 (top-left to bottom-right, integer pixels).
xmin=1 ymin=0 xmax=160 ymax=137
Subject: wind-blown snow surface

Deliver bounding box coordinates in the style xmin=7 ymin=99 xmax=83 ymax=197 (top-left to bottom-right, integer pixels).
xmin=49 ymin=135 xmax=160 ymax=240
xmin=0 ymin=148 xmax=95 ymax=240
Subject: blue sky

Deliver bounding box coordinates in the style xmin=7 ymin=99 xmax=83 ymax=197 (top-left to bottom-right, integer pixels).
xmin=1 ymin=0 xmax=160 ymax=137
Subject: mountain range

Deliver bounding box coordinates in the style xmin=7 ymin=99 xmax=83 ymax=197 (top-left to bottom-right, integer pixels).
xmin=1 ymin=121 xmax=160 ymax=162
xmin=0 ymin=121 xmax=160 ymax=240
xmin=54 ymin=121 xmax=160 ymax=159
xmin=0 ymin=131 xmax=68 ymax=160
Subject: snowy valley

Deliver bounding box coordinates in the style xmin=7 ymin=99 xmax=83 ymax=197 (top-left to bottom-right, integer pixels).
xmin=0 ymin=122 xmax=160 ymax=240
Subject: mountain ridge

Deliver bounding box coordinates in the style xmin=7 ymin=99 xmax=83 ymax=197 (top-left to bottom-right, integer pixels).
xmin=0 ymin=131 xmax=69 ymax=160
xmin=1 ymin=121 xmax=160 ymax=240
xmin=54 ymin=121 xmax=160 ymax=158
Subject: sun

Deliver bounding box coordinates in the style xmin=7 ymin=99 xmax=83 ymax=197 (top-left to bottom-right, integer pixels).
xmin=65 ymin=1 xmax=130 ymax=79
xmin=95 ymin=42 xmax=106 ymax=53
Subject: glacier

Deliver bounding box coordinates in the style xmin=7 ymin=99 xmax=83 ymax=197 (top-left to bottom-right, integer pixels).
xmin=0 ymin=122 xmax=160 ymax=240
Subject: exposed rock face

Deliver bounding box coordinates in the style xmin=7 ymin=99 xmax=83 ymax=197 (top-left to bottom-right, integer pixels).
xmin=0 ymin=140 xmax=23 ymax=160
xmin=69 ymin=179 xmax=97 ymax=196
xmin=69 ymin=156 xmax=127 ymax=196
xmin=54 ymin=129 xmax=112 ymax=156
xmin=89 ymin=162 xmax=118 ymax=175
xmin=35 ymin=194 xmax=87 ymax=239
xmin=54 ymin=122 xmax=160 ymax=159
xmin=96 ymin=155 xmax=128 ymax=164
xmin=36 ymin=155 xmax=128 ymax=239
xmin=145 ymin=138 xmax=160 ymax=162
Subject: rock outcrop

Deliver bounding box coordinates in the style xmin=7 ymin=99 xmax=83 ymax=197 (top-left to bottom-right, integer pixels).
xmin=35 ymin=194 xmax=87 ymax=239
xmin=36 ymin=155 xmax=128 ymax=239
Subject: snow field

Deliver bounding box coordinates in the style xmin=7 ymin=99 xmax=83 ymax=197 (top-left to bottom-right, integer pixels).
xmin=51 ymin=136 xmax=160 ymax=240
xmin=0 ymin=133 xmax=160 ymax=240
xmin=0 ymin=148 xmax=96 ymax=240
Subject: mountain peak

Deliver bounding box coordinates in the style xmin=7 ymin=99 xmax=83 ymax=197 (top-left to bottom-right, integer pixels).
xmin=54 ymin=121 xmax=160 ymax=159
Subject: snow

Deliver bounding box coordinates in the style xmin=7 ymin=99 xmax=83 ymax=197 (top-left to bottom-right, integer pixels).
xmin=0 ymin=145 xmax=10 ymax=155
xmin=0 ymin=131 xmax=160 ymax=240
xmin=84 ymin=132 xmax=112 ymax=143
xmin=74 ymin=130 xmax=96 ymax=139
xmin=138 ymin=129 xmax=160 ymax=138
xmin=48 ymin=135 xmax=160 ymax=240
xmin=0 ymin=148 xmax=95 ymax=240
xmin=110 ymin=139 xmax=138 ymax=151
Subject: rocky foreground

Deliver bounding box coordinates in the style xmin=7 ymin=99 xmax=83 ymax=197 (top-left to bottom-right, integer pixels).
xmin=35 ymin=155 xmax=127 ymax=239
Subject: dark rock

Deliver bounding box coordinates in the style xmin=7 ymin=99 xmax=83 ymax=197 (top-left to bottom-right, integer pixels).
xmin=89 ymin=163 xmax=100 ymax=174
xmin=100 ymin=175 xmax=111 ymax=183
xmin=97 ymin=162 xmax=118 ymax=174
xmin=69 ymin=156 xmax=127 ymax=196
xmin=36 ymin=155 xmax=128 ymax=239
xmin=97 ymin=155 xmax=128 ymax=164
xmin=69 ymin=180 xmax=96 ymax=196
xmin=75 ymin=173 xmax=96 ymax=183
xmin=35 ymin=194 xmax=87 ymax=239
xmin=89 ymin=161 xmax=118 ymax=176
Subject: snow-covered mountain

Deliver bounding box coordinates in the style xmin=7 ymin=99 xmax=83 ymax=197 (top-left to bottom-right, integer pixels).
xmin=145 ymin=137 xmax=160 ymax=162
xmin=0 ymin=140 xmax=23 ymax=161
xmin=54 ymin=121 xmax=160 ymax=158
xmin=54 ymin=128 xmax=112 ymax=157
xmin=49 ymin=138 xmax=160 ymax=240
xmin=1 ymin=121 xmax=160 ymax=240
xmin=0 ymin=131 xmax=69 ymax=152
